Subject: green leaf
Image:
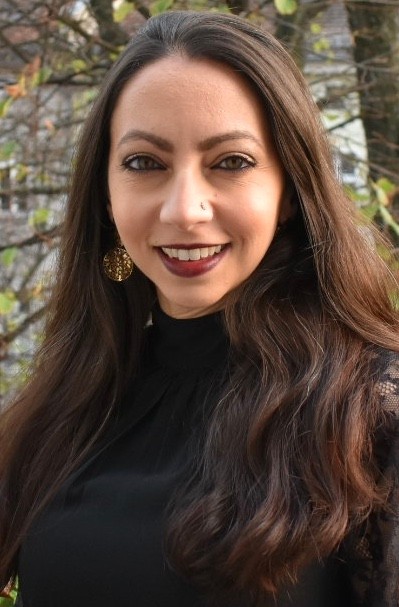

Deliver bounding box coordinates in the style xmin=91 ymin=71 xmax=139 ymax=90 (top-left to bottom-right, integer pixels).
xmin=150 ymin=0 xmax=174 ymax=16
xmin=0 ymin=140 xmax=17 ymax=160
xmin=378 ymin=205 xmax=399 ymax=237
xmin=274 ymin=0 xmax=298 ymax=15
xmin=213 ymin=4 xmax=231 ymax=13
xmin=372 ymin=181 xmax=389 ymax=206
xmin=344 ymin=185 xmax=370 ymax=204
xmin=15 ymin=163 xmax=28 ymax=182
xmin=114 ymin=1 xmax=135 ymax=23
xmin=71 ymin=59 xmax=87 ymax=73
xmin=376 ymin=177 xmax=396 ymax=195
xmin=0 ymin=291 xmax=17 ymax=315
xmin=390 ymin=289 xmax=399 ymax=312
xmin=109 ymin=51 xmax=121 ymax=62
xmin=0 ymin=247 xmax=18 ymax=267
xmin=0 ymin=97 xmax=13 ymax=119
xmin=37 ymin=67 xmax=52 ymax=85
xmin=360 ymin=202 xmax=379 ymax=221
xmin=29 ymin=207 xmax=51 ymax=228
xmin=0 ymin=586 xmax=18 ymax=604
xmin=313 ymin=37 xmax=331 ymax=53
xmin=310 ymin=22 xmax=322 ymax=35
xmin=324 ymin=111 xmax=340 ymax=121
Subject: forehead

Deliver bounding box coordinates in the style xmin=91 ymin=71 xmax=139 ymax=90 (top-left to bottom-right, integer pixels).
xmin=110 ymin=55 xmax=270 ymax=141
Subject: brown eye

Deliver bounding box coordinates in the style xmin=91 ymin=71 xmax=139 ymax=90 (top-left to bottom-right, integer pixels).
xmin=215 ymin=155 xmax=255 ymax=171
xmin=124 ymin=155 xmax=165 ymax=171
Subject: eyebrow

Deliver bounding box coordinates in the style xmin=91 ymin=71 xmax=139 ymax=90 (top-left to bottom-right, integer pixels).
xmin=198 ymin=131 xmax=264 ymax=151
xmin=116 ymin=129 xmax=264 ymax=152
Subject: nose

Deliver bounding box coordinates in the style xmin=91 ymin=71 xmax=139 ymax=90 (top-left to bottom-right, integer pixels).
xmin=159 ymin=169 xmax=213 ymax=230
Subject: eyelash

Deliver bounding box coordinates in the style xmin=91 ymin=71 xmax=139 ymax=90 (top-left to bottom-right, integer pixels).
xmin=121 ymin=155 xmax=165 ymax=172
xmin=215 ymin=155 xmax=256 ymax=171
xmin=120 ymin=153 xmax=256 ymax=173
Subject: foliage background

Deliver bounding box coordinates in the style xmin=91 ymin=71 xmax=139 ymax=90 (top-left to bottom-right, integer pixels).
xmin=0 ymin=0 xmax=398 ymax=414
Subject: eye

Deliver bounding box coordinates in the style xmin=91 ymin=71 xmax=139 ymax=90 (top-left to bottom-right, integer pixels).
xmin=214 ymin=155 xmax=256 ymax=171
xmin=122 ymin=155 xmax=165 ymax=172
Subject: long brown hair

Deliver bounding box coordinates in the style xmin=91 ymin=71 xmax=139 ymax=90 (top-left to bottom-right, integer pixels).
xmin=1 ymin=11 xmax=398 ymax=598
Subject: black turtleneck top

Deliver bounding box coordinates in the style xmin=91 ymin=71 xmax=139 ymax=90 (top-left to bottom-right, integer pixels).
xmin=17 ymin=307 xmax=399 ymax=607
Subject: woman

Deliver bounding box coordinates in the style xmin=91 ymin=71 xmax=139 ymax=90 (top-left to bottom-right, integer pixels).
xmin=1 ymin=10 xmax=398 ymax=607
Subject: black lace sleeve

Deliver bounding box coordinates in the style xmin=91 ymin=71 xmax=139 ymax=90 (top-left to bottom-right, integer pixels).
xmin=343 ymin=351 xmax=399 ymax=607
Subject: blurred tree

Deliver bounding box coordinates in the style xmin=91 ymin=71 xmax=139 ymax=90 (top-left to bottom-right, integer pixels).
xmin=344 ymin=0 xmax=399 ymax=228
xmin=0 ymin=0 xmax=398 ymax=405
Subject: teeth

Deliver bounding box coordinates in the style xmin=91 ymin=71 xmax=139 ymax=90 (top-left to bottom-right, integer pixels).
xmin=161 ymin=245 xmax=223 ymax=261
xmin=178 ymin=249 xmax=190 ymax=261
xmin=189 ymin=249 xmax=201 ymax=261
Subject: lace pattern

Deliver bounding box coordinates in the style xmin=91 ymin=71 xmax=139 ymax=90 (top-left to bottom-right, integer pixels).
xmin=345 ymin=351 xmax=399 ymax=606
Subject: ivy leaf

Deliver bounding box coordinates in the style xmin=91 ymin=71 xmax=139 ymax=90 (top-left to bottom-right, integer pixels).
xmin=274 ymin=0 xmax=298 ymax=15
xmin=150 ymin=0 xmax=174 ymax=16
xmin=0 ymin=247 xmax=18 ymax=267
xmin=0 ymin=291 xmax=17 ymax=315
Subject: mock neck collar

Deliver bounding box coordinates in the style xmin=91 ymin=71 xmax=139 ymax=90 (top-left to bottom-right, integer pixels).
xmin=148 ymin=304 xmax=229 ymax=371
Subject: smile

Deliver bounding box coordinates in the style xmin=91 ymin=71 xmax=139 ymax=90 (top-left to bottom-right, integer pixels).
xmin=157 ymin=243 xmax=229 ymax=278
xmin=160 ymin=245 xmax=224 ymax=261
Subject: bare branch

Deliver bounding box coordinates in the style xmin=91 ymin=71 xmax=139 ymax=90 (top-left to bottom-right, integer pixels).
xmin=54 ymin=12 xmax=122 ymax=53
xmin=0 ymin=305 xmax=46 ymax=348
xmin=0 ymin=186 xmax=68 ymax=197
xmin=0 ymin=226 xmax=62 ymax=252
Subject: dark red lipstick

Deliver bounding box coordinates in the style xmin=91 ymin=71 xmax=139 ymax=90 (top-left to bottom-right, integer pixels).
xmin=157 ymin=244 xmax=228 ymax=278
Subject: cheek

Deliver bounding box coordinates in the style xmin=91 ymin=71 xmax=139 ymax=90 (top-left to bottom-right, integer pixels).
xmin=236 ymin=205 xmax=280 ymax=239
xmin=111 ymin=206 xmax=155 ymax=258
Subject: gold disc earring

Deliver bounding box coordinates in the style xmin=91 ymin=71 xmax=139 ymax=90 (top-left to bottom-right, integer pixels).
xmin=103 ymin=235 xmax=134 ymax=282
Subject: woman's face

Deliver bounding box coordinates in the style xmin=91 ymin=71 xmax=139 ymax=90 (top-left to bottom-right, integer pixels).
xmin=108 ymin=56 xmax=289 ymax=318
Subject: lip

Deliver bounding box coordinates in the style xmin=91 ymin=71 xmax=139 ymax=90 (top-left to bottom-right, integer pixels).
xmin=157 ymin=243 xmax=224 ymax=249
xmin=156 ymin=244 xmax=229 ymax=278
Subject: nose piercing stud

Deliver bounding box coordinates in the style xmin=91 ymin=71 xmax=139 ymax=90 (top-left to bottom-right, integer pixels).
xmin=200 ymin=201 xmax=206 ymax=211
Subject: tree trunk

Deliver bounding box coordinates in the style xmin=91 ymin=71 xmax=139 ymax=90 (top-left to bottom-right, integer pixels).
xmin=226 ymin=0 xmax=249 ymax=15
xmin=89 ymin=0 xmax=129 ymax=46
xmin=274 ymin=1 xmax=328 ymax=69
xmin=344 ymin=0 xmax=399 ymax=183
